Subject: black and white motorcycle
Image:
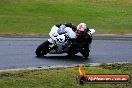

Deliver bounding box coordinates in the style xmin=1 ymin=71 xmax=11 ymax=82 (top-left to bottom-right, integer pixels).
xmin=35 ymin=33 xmax=92 ymax=58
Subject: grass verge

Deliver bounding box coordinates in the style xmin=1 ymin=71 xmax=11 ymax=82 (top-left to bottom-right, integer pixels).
xmin=0 ymin=0 xmax=132 ymax=34
xmin=0 ymin=63 xmax=132 ymax=88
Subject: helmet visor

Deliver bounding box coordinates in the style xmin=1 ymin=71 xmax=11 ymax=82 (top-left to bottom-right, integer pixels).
xmin=76 ymin=30 xmax=85 ymax=36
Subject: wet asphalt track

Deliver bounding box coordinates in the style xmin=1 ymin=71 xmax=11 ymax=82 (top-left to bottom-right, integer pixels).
xmin=0 ymin=37 xmax=132 ymax=70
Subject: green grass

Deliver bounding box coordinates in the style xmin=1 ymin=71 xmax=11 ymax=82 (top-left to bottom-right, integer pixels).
xmin=0 ymin=0 xmax=132 ymax=34
xmin=0 ymin=63 xmax=132 ymax=88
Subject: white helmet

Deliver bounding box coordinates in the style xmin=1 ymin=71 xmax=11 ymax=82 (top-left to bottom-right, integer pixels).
xmin=76 ymin=23 xmax=88 ymax=36
xmin=77 ymin=23 xmax=87 ymax=31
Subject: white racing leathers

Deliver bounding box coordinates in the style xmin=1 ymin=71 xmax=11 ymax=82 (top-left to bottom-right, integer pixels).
xmin=48 ymin=25 xmax=76 ymax=44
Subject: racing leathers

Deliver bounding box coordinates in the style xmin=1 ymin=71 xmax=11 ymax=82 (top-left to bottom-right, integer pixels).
xmin=76 ymin=29 xmax=95 ymax=58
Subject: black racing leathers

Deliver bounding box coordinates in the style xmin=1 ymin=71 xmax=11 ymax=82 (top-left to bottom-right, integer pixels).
xmin=76 ymin=32 xmax=92 ymax=58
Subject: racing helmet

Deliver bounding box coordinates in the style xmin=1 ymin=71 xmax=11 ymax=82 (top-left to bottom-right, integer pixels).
xmin=76 ymin=23 xmax=88 ymax=36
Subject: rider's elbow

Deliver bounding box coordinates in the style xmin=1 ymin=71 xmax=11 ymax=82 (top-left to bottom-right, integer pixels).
xmin=89 ymin=29 xmax=95 ymax=35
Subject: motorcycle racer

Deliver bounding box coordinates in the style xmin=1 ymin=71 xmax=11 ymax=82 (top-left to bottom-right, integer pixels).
xmin=76 ymin=23 xmax=95 ymax=58
xmin=35 ymin=22 xmax=95 ymax=58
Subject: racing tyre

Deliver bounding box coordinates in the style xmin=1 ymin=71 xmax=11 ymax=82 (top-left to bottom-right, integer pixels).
xmin=80 ymin=48 xmax=90 ymax=59
xmin=35 ymin=40 xmax=50 ymax=57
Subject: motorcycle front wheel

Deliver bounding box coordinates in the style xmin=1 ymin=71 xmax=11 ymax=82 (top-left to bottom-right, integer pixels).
xmin=35 ymin=40 xmax=50 ymax=57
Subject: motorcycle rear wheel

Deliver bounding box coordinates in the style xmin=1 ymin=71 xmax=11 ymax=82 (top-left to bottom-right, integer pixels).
xmin=80 ymin=49 xmax=90 ymax=59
